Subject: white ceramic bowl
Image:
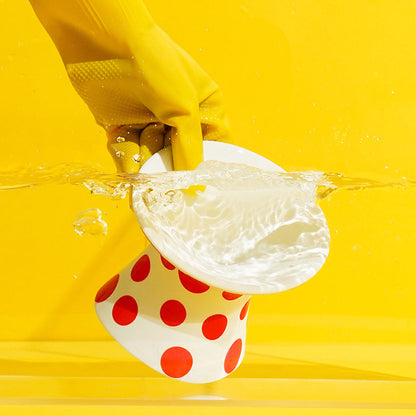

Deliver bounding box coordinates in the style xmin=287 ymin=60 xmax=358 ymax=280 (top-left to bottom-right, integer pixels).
xmin=133 ymin=141 xmax=329 ymax=294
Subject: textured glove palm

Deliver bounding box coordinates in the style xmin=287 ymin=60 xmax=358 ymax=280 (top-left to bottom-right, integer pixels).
xmin=29 ymin=0 xmax=230 ymax=171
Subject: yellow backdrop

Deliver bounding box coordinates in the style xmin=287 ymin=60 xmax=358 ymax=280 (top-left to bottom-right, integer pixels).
xmin=1 ymin=0 xmax=415 ymax=354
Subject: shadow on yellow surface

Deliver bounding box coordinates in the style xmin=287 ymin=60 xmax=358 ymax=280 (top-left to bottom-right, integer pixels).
xmin=0 ymin=342 xmax=416 ymax=410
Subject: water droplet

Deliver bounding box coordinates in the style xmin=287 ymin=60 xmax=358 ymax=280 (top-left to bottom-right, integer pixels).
xmin=116 ymin=136 xmax=125 ymax=143
xmin=115 ymin=150 xmax=125 ymax=158
xmin=133 ymin=154 xmax=142 ymax=163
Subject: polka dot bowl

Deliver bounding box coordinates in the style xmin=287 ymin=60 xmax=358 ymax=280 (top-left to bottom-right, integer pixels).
xmin=95 ymin=247 xmax=250 ymax=383
xmin=95 ymin=141 xmax=328 ymax=383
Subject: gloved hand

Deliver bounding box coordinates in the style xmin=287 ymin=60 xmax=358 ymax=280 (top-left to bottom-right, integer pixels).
xmin=29 ymin=0 xmax=231 ymax=172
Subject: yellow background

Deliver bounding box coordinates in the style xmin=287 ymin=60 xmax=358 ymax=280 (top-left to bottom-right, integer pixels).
xmin=1 ymin=0 xmax=416 ymax=410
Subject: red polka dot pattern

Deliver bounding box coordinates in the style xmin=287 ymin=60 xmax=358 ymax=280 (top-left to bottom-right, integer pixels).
xmin=179 ymin=271 xmax=210 ymax=294
xmin=222 ymin=291 xmax=243 ymax=301
xmin=240 ymin=300 xmax=250 ymax=320
xmin=131 ymin=255 xmax=151 ymax=282
xmin=160 ymin=346 xmax=193 ymax=378
xmin=224 ymin=339 xmax=243 ymax=374
xmin=160 ymin=300 xmax=186 ymax=327
xmin=112 ymin=296 xmax=138 ymax=326
xmin=160 ymin=255 xmax=175 ymax=270
xmin=95 ymin=274 xmax=119 ymax=303
xmin=202 ymin=314 xmax=228 ymax=340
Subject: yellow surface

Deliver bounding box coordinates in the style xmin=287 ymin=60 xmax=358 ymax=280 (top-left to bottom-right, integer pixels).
xmin=0 ymin=341 xmax=416 ymax=411
xmin=3 ymin=408 xmax=416 ymax=416
xmin=1 ymin=0 xmax=416 ymax=411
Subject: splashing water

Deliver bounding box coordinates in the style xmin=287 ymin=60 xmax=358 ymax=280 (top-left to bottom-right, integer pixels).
xmin=0 ymin=163 xmax=131 ymax=198
xmin=133 ymin=161 xmax=331 ymax=293
xmin=130 ymin=162 xmax=415 ymax=292
xmin=0 ymin=162 xmax=414 ymax=200
xmin=73 ymin=208 xmax=107 ymax=236
xmin=0 ymin=160 xmax=414 ymax=291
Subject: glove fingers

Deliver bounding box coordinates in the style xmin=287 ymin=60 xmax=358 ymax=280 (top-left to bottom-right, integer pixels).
xmin=200 ymin=89 xmax=232 ymax=143
xmin=170 ymin=114 xmax=204 ymax=171
xmin=163 ymin=126 xmax=172 ymax=148
xmin=201 ymin=119 xmax=232 ymax=142
xmin=106 ymin=86 xmax=230 ymax=173
xmin=106 ymin=124 xmax=146 ymax=173
xmin=139 ymin=123 xmax=165 ymax=165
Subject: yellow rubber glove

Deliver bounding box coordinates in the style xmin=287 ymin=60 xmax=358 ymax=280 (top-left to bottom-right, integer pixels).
xmin=29 ymin=0 xmax=231 ymax=172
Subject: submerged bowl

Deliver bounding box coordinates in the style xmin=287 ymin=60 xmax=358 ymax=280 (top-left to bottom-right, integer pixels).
xmin=133 ymin=141 xmax=330 ymax=294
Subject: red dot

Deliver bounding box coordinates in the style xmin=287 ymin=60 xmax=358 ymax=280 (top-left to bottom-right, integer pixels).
xmin=160 ymin=255 xmax=175 ymax=270
xmin=131 ymin=255 xmax=151 ymax=282
xmin=179 ymin=271 xmax=210 ymax=294
xmin=95 ymin=274 xmax=119 ymax=303
xmin=160 ymin=300 xmax=186 ymax=327
xmin=222 ymin=291 xmax=243 ymax=301
xmin=160 ymin=347 xmax=193 ymax=378
xmin=224 ymin=339 xmax=243 ymax=374
xmin=240 ymin=300 xmax=250 ymax=320
xmin=202 ymin=314 xmax=228 ymax=340
xmin=112 ymin=296 xmax=138 ymax=326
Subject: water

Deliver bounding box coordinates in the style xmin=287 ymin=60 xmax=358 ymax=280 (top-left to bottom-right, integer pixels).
xmin=1 ymin=161 xmax=415 ymax=292
xmin=0 ymin=163 xmax=132 ymax=199
xmin=0 ymin=162 xmax=414 ymax=199
xmin=73 ymin=208 xmax=107 ymax=236
xmin=133 ymin=161 xmax=331 ymax=293
xmin=133 ymin=163 xmax=415 ymax=293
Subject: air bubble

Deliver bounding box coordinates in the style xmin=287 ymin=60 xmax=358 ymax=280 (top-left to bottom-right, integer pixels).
xmin=73 ymin=208 xmax=107 ymax=236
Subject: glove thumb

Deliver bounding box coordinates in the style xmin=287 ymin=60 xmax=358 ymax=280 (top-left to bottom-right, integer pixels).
xmin=170 ymin=114 xmax=204 ymax=171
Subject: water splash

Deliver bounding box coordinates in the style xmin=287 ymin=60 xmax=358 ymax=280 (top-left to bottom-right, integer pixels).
xmin=1 ymin=161 xmax=415 ymax=289
xmin=0 ymin=162 xmax=414 ymax=201
xmin=73 ymin=208 xmax=107 ymax=236
xmin=315 ymin=172 xmax=416 ymax=200
xmin=133 ymin=161 xmax=330 ymax=293
xmin=130 ymin=161 xmax=415 ymax=293
xmin=0 ymin=163 xmax=132 ymax=199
